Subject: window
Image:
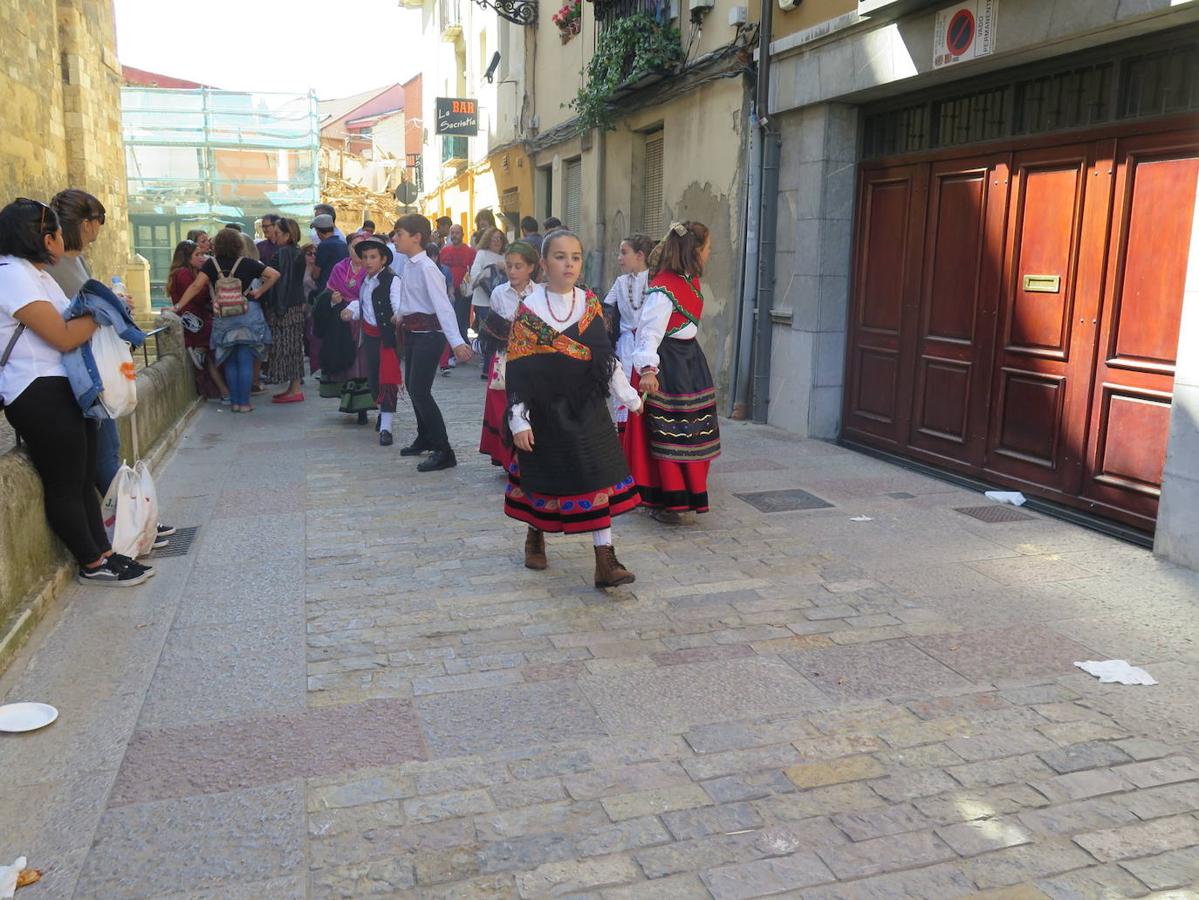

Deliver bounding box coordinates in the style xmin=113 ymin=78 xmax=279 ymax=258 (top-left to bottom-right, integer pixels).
xmin=563 ymin=157 xmax=582 ymax=232
xmin=640 ymin=131 xmax=664 ymax=237
xmin=540 ymin=166 xmax=553 ymax=219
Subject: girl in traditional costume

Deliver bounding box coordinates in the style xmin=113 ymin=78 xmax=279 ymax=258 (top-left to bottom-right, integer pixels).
xmin=479 ymin=241 xmax=538 ymax=471
xmin=321 ymin=231 xmax=374 ymax=423
xmin=622 ymin=221 xmax=721 ymax=525
xmin=505 ymin=230 xmax=643 ymax=588
xmin=602 ymin=233 xmax=655 ymax=430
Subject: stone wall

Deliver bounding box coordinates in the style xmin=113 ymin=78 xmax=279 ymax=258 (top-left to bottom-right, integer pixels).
xmin=0 ymin=321 xmax=198 ymax=674
xmin=0 ymin=0 xmax=130 ymax=282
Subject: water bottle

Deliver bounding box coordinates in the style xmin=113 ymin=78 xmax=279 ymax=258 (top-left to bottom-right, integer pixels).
xmin=111 ymin=275 xmax=130 ymax=300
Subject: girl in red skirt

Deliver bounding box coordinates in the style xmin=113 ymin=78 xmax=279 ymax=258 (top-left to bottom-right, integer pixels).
xmin=504 ymin=230 xmax=644 ymax=588
xmin=479 ymin=240 xmax=538 ymax=470
xmin=622 ymin=221 xmax=721 ymax=525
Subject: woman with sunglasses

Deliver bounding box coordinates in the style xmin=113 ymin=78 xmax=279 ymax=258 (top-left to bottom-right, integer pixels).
xmin=0 ymin=198 xmax=150 ymax=586
xmin=46 ymin=189 xmax=106 ymax=301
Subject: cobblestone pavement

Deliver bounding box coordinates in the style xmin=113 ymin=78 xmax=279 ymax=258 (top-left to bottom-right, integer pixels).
xmin=3 ymin=369 xmax=1199 ymax=899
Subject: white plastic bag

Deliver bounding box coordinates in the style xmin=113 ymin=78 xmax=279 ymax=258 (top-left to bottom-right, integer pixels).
xmin=91 ymin=325 xmax=138 ymax=418
xmin=103 ymin=462 xmax=158 ymax=558
xmin=133 ymin=460 xmax=159 ymax=557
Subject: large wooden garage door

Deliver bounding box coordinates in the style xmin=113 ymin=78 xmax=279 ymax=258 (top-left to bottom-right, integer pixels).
xmin=843 ymin=128 xmax=1198 ymax=530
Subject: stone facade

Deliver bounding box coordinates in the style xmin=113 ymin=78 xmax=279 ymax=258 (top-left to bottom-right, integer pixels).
xmin=0 ymin=0 xmax=130 ymax=282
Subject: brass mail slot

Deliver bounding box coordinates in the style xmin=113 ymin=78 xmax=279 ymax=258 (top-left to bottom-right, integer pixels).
xmin=1023 ymin=274 xmax=1061 ymax=293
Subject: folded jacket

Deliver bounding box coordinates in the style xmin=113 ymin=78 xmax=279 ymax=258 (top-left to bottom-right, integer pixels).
xmin=62 ymin=279 xmax=146 ymax=418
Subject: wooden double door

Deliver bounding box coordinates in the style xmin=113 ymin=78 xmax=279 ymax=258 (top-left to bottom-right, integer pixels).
xmin=843 ymin=124 xmax=1199 ymax=531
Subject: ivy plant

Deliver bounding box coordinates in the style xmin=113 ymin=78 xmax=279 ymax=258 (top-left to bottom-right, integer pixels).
xmin=570 ymin=13 xmax=683 ymax=133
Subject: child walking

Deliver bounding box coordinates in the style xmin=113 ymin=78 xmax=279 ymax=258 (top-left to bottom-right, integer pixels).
xmin=340 ymin=236 xmax=403 ymax=446
xmin=602 ymin=233 xmax=655 ymax=429
xmin=479 ymin=241 xmax=538 ymax=471
xmin=622 ymin=221 xmax=721 ymax=524
xmin=504 ymin=230 xmax=643 ymax=588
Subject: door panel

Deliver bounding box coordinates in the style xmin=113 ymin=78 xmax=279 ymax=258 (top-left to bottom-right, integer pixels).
xmin=1081 ymin=132 xmax=1199 ymax=527
xmin=843 ymin=165 xmax=926 ymax=446
xmin=908 ymin=157 xmax=1008 ymax=465
xmin=985 ymin=144 xmax=1100 ymax=493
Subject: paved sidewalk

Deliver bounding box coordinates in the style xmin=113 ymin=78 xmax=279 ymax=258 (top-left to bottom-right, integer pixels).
xmin=2 ymin=370 xmax=1199 ymax=899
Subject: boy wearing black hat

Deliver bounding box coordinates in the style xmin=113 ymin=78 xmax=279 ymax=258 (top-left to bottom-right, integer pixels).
xmin=340 ymin=236 xmax=403 ymax=446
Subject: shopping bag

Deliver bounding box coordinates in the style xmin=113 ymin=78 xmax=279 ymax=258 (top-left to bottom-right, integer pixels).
xmin=104 ymin=465 xmax=144 ymax=557
xmin=92 ymin=325 xmax=138 ymax=417
xmin=133 ymin=460 xmax=159 ymax=557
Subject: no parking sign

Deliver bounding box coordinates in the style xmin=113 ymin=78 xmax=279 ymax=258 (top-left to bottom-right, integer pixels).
xmin=933 ymin=0 xmax=997 ymax=69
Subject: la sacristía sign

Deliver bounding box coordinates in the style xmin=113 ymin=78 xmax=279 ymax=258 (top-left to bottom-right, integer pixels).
xmin=435 ymin=98 xmax=479 ymax=136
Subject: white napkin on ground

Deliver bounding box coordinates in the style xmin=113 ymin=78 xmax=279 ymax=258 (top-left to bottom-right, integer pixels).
xmin=1075 ymin=659 xmax=1158 ymax=686
xmin=0 ymin=857 xmax=25 ymax=899
xmin=985 ymin=491 xmax=1027 ymax=506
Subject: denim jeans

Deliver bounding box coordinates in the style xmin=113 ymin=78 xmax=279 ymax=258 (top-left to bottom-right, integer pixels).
xmin=225 ymin=346 xmax=254 ymax=405
xmin=94 ymin=415 xmax=122 ymax=495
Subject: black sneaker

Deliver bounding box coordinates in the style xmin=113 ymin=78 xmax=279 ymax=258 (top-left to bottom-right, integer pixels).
xmin=157 ymin=523 xmax=176 ymax=537
xmin=109 ymin=553 xmax=156 ymax=579
xmin=152 ymin=535 xmax=170 ymax=549
xmin=417 ymin=449 xmax=457 ymax=472
xmin=400 ymin=442 xmax=430 ymax=457
xmin=77 ymin=560 xmax=147 ymax=587
xmin=380 ymin=429 xmax=394 ymax=447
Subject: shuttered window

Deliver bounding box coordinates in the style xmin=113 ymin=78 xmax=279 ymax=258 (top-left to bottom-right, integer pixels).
xmin=563 ymin=157 xmax=582 ymax=232
xmin=641 ymin=131 xmax=664 ymax=237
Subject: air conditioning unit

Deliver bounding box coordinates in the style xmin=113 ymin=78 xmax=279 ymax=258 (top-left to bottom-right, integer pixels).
xmin=778 ymin=0 xmax=799 ymax=11
xmin=689 ymin=0 xmax=714 ymax=12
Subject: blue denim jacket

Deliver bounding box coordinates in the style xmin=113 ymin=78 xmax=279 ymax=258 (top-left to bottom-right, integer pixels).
xmin=63 ymin=279 xmax=146 ymax=418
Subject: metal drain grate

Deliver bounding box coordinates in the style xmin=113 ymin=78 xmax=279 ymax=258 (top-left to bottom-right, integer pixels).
xmin=149 ymin=526 xmax=200 ymax=558
xmin=956 ymin=505 xmax=1034 ymax=524
xmin=886 ymin=491 xmax=917 ymax=499
xmin=735 ymin=489 xmax=834 ymax=513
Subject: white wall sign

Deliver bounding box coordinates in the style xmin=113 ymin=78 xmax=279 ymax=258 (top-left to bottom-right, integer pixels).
xmin=933 ymin=0 xmax=997 ymax=69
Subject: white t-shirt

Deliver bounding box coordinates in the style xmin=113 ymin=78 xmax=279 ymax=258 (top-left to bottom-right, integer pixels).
xmin=0 ymin=255 xmax=70 ymax=405
xmin=469 ymin=250 xmax=505 ymax=307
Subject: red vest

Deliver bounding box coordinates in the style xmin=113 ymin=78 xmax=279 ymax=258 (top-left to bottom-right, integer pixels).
xmin=647 ymin=271 xmax=703 ymax=336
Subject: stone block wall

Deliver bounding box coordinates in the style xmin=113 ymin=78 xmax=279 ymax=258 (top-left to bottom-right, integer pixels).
xmin=0 ymin=0 xmax=130 ymax=282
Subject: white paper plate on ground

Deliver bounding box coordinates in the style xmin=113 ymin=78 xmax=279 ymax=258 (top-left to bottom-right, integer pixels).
xmin=0 ymin=702 xmax=59 ymax=733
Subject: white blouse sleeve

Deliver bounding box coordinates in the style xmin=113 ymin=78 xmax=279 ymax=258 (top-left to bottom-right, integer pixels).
xmin=631 ymin=288 xmax=672 ymax=372
xmin=602 ymin=277 xmax=621 ymax=308
xmin=508 ymin=401 xmax=531 ymax=435
xmin=389 ymin=277 xmax=403 ymax=316
xmin=345 ymin=299 xmax=362 ymax=321
xmin=610 ymin=363 xmax=641 ymax=414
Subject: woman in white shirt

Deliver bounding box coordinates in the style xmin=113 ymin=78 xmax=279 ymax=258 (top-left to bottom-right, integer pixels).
xmin=468 ymin=228 xmax=508 ymax=378
xmin=602 ymin=233 xmax=655 ymax=428
xmin=0 ymin=199 xmax=149 ymax=586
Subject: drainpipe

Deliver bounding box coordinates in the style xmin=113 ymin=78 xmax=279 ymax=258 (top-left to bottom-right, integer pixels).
xmin=593 ymin=126 xmax=607 ymax=290
xmin=731 ymin=92 xmax=762 ymax=419
xmin=750 ymin=0 xmax=778 ymax=424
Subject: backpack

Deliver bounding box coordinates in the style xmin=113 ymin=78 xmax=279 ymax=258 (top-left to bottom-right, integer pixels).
xmin=210 ymin=258 xmax=248 ymax=318
xmin=480 ymin=263 xmax=508 ymax=297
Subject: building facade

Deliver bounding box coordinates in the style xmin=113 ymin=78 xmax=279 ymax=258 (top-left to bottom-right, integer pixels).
xmin=0 ymin=0 xmax=132 ymax=287
xmin=763 ymin=0 xmax=1199 ymax=563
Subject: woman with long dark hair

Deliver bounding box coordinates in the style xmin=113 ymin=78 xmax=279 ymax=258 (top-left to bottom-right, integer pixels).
xmin=0 ymin=199 xmax=149 ymax=585
xmin=266 ymin=217 xmax=306 ymax=402
xmin=169 ymin=239 xmax=229 ymax=401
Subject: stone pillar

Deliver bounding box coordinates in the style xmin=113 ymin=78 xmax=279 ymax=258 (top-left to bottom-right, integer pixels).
xmin=1154 ymin=171 xmax=1199 ymax=571
xmin=768 ymin=102 xmax=857 ymax=438
xmin=125 ymin=254 xmax=152 ymax=318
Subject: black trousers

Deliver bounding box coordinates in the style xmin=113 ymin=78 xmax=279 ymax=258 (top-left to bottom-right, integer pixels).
xmin=453 ymin=295 xmax=471 ymax=347
xmin=4 ymin=376 xmax=110 ymax=565
xmin=402 ymin=331 xmax=450 ymax=452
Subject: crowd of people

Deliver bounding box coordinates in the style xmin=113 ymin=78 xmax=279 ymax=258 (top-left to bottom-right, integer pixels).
xmin=1 ymin=190 xmax=721 ymax=592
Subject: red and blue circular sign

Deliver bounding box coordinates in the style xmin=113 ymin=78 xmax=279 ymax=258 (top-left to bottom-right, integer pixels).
xmin=946 ymin=8 xmax=976 ymax=57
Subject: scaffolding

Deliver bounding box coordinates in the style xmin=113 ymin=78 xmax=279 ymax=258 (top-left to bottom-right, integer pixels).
xmin=121 ymin=86 xmax=320 ymax=299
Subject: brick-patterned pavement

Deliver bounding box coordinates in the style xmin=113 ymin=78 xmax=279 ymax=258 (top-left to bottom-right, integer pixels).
xmin=2 ymin=369 xmax=1199 ymax=898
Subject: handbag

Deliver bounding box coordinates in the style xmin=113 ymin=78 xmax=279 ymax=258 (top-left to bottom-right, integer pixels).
xmin=0 ymin=323 xmax=26 ymax=412
xmin=91 ymin=324 xmax=139 ymax=417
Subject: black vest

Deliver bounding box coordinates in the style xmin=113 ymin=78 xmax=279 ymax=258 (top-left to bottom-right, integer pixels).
xmin=369 ymin=269 xmax=399 ymax=348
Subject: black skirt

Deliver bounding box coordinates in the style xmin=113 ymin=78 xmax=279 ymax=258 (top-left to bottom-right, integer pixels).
xmin=645 ymin=337 xmax=720 ymax=463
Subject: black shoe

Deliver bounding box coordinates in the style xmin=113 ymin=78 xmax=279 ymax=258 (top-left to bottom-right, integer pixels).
xmin=380 ymin=429 xmax=394 ymax=447
xmin=357 ymin=411 xmax=369 ymax=425
xmin=109 ymin=553 xmax=156 ymax=579
xmin=400 ymin=442 xmax=429 ymax=457
xmin=77 ymin=560 xmax=147 ymax=587
xmin=156 ymin=523 xmax=176 ymax=537
xmin=417 ymin=449 xmax=457 ymax=472
xmin=440 ymin=367 xmax=452 ymax=377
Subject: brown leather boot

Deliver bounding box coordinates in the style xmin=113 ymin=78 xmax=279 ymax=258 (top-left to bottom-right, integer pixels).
xmin=524 ymin=528 xmax=547 ymax=570
xmin=594 ymin=544 xmax=635 ymax=588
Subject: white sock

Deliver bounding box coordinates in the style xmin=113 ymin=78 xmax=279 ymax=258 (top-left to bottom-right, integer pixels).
xmin=380 ymin=412 xmax=394 ymax=432
xmin=592 ymin=527 xmax=612 ymax=547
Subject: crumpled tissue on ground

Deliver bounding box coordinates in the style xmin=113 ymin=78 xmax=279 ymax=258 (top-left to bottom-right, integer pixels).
xmin=985 ymin=491 xmax=1027 ymax=506
xmin=1075 ymin=659 xmax=1158 ymax=686
xmin=0 ymin=857 xmax=25 ymax=899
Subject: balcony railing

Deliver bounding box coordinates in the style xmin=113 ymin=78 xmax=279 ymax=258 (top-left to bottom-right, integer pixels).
xmin=594 ymin=0 xmax=669 ymax=28
xmin=440 ymin=0 xmax=463 ymax=38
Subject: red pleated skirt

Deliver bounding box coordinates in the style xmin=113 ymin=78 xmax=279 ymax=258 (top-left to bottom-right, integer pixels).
xmin=504 ymin=458 xmax=640 ymax=534
xmin=479 ymin=357 xmax=513 ymax=470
